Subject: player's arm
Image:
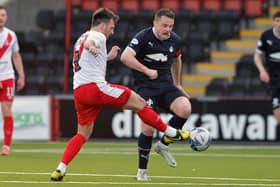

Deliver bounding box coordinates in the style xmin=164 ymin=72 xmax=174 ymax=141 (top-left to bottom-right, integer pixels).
xmin=107 ymin=45 xmax=120 ymax=61
xmin=84 ymin=37 xmax=99 ymax=57
xmin=172 ymin=56 xmax=191 ymax=98
xmin=254 ymin=50 xmax=269 ymax=83
xmin=121 ymin=47 xmax=157 ymax=80
xmin=12 ymin=51 xmax=25 ymax=91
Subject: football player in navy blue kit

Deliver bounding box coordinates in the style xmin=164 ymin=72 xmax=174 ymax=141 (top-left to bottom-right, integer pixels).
xmin=121 ymin=8 xmax=192 ymax=181
xmin=254 ymin=10 xmax=280 ymax=127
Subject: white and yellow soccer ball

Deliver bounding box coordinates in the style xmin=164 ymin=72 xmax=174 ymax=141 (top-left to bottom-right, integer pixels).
xmin=188 ymin=127 xmax=211 ymax=152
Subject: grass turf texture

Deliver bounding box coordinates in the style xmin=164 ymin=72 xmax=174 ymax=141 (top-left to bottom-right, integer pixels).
xmin=0 ymin=141 xmax=279 ymax=187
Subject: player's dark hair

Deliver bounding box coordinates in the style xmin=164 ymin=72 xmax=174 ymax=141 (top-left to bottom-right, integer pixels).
xmin=91 ymin=8 xmax=119 ymax=27
xmin=154 ymin=8 xmax=175 ymax=21
xmin=273 ymin=10 xmax=280 ymax=20
xmin=0 ymin=5 xmax=7 ymax=11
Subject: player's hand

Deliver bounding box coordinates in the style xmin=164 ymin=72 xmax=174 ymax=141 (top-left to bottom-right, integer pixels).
xmin=260 ymin=70 xmax=270 ymax=83
xmin=107 ymin=45 xmax=120 ymax=61
xmin=145 ymin=69 xmax=158 ymax=80
xmin=17 ymin=78 xmax=25 ymax=91
xmin=88 ymin=46 xmax=99 ymax=57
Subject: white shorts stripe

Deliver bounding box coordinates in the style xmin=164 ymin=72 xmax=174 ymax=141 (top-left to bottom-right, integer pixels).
xmin=97 ymin=82 xmax=124 ymax=98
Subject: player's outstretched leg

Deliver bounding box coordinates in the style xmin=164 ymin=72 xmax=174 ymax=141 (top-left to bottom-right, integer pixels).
xmin=154 ymin=141 xmax=176 ymax=167
xmin=154 ymin=130 xmax=190 ymax=167
xmin=50 ymin=170 xmax=65 ymax=181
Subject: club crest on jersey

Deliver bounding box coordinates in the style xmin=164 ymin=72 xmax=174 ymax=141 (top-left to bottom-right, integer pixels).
xmin=169 ymin=46 xmax=174 ymax=53
xmin=131 ymin=38 xmax=139 ymax=45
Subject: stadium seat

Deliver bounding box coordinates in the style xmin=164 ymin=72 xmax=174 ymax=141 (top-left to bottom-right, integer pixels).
xmin=141 ymin=0 xmax=160 ymax=12
xmin=244 ymin=0 xmax=264 ymax=18
xmin=206 ymin=78 xmax=229 ymax=96
xmin=120 ymin=0 xmax=139 ymax=14
xmin=201 ymin=0 xmax=222 ymax=14
xmin=36 ymin=9 xmax=55 ymax=31
xmin=227 ymin=82 xmax=248 ymax=96
xmin=71 ymin=0 xmax=82 ymax=8
xmin=223 ymin=0 xmax=243 ymax=16
xmin=174 ymin=19 xmax=192 ymax=41
xmin=134 ymin=9 xmax=153 ymax=30
xmin=161 ymin=0 xmax=180 ymax=13
xmin=196 ymin=9 xmax=216 ymax=41
xmin=215 ymin=10 xmax=240 ymax=44
xmin=181 ymin=0 xmax=201 ymax=14
xmin=101 ymin=0 xmax=119 ymax=13
xmin=81 ymin=0 xmax=99 ymax=11
xmin=185 ymin=31 xmax=210 ymax=63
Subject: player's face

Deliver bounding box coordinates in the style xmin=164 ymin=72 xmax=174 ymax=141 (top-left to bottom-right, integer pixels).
xmin=104 ymin=19 xmax=115 ymax=39
xmin=154 ymin=16 xmax=174 ymax=40
xmin=273 ymin=17 xmax=280 ymax=34
xmin=0 ymin=8 xmax=7 ymax=29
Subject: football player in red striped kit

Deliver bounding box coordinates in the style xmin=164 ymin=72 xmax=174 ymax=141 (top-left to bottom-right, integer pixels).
xmin=0 ymin=6 xmax=25 ymax=155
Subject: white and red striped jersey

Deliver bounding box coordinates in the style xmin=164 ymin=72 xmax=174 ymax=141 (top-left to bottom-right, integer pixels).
xmin=0 ymin=27 xmax=19 ymax=81
xmin=73 ymin=30 xmax=108 ymax=89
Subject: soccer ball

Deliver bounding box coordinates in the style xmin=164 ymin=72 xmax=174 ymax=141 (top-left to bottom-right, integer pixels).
xmin=188 ymin=127 xmax=211 ymax=152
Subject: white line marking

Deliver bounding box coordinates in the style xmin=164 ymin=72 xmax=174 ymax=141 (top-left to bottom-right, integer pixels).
xmin=12 ymin=149 xmax=280 ymax=158
xmin=1 ymin=180 xmax=280 ymax=186
xmin=0 ymin=171 xmax=279 ymax=182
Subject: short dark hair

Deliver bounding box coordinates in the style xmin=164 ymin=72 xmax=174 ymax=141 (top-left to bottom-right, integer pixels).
xmin=154 ymin=8 xmax=175 ymax=21
xmin=0 ymin=5 xmax=7 ymax=12
xmin=273 ymin=10 xmax=280 ymax=20
xmin=91 ymin=8 xmax=119 ymax=27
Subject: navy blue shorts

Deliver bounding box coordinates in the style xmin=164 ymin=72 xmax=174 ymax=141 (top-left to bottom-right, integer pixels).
xmin=135 ymin=85 xmax=185 ymax=112
xmin=270 ymin=86 xmax=280 ymax=110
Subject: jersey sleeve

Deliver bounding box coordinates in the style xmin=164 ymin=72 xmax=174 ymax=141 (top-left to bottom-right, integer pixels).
xmin=12 ymin=32 xmax=20 ymax=52
xmin=127 ymin=30 xmax=146 ymax=54
xmin=256 ymin=32 xmax=266 ymax=54
xmin=173 ymin=33 xmax=182 ymax=58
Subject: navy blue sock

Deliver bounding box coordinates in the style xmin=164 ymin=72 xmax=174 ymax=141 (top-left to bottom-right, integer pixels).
xmin=138 ymin=133 xmax=153 ymax=169
xmin=160 ymin=115 xmax=187 ymax=145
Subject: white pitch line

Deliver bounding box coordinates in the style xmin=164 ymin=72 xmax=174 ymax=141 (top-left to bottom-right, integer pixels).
xmin=12 ymin=149 xmax=280 ymax=158
xmin=0 ymin=180 xmax=280 ymax=186
xmin=0 ymin=171 xmax=279 ymax=182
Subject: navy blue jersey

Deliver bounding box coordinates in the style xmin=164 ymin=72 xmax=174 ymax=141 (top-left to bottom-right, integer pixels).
xmin=127 ymin=27 xmax=182 ymax=89
xmin=257 ymin=28 xmax=280 ymax=86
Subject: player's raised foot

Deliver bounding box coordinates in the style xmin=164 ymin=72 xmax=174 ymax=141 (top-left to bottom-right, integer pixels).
xmin=136 ymin=169 xmax=150 ymax=181
xmin=154 ymin=141 xmax=176 ymax=167
xmin=1 ymin=146 xmax=10 ymax=156
xmin=163 ymin=130 xmax=190 ymax=143
xmin=50 ymin=170 xmax=65 ymax=181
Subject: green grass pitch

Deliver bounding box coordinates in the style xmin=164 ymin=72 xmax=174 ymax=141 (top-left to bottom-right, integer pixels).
xmin=0 ymin=141 xmax=279 ymax=187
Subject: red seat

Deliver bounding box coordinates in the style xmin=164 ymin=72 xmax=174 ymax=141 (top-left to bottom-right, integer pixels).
xmin=202 ymin=0 xmax=222 ymax=13
xmin=181 ymin=0 xmax=201 ymax=14
xmin=71 ymin=0 xmax=82 ymax=7
xmin=120 ymin=0 xmax=139 ymax=14
xmin=101 ymin=0 xmax=119 ymax=13
xmin=223 ymin=0 xmax=243 ymax=15
xmin=161 ymin=0 xmax=180 ymax=13
xmin=141 ymin=0 xmax=160 ymax=12
xmin=81 ymin=0 xmax=99 ymax=11
xmin=244 ymin=0 xmax=264 ymax=18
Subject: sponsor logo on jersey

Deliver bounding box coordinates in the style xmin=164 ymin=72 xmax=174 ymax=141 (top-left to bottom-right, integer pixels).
xmin=266 ymin=40 xmax=272 ymax=46
xmin=146 ymin=53 xmax=168 ymax=62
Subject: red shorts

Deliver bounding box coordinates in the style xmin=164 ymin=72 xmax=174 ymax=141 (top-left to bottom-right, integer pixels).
xmin=0 ymin=79 xmax=14 ymax=102
xmin=74 ymin=82 xmax=131 ymax=125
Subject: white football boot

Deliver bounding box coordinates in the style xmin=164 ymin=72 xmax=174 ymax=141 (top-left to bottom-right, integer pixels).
xmin=136 ymin=169 xmax=150 ymax=181
xmin=154 ymin=141 xmax=176 ymax=167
